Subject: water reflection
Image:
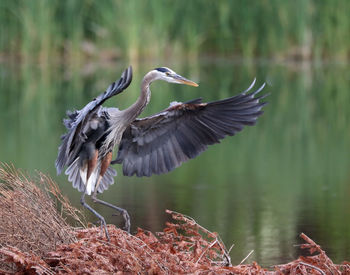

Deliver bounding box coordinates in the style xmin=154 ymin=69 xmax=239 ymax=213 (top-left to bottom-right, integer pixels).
xmin=0 ymin=61 xmax=349 ymax=266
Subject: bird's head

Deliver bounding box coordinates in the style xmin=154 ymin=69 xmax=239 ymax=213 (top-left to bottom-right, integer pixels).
xmin=152 ymin=67 xmax=198 ymax=87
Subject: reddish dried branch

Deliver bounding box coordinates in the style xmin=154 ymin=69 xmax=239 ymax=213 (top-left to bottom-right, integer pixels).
xmin=300 ymin=233 xmax=323 ymax=255
xmin=274 ymin=233 xmax=345 ymax=275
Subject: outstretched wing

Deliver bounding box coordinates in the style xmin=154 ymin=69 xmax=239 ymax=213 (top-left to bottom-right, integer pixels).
xmin=114 ymin=79 xmax=268 ymax=177
xmin=56 ymin=66 xmax=133 ymax=174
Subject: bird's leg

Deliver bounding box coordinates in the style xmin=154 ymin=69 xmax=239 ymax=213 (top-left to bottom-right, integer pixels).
xmin=80 ymin=151 xmax=111 ymax=241
xmin=91 ymin=194 xmax=131 ymax=233
xmin=80 ymin=191 xmax=110 ymax=241
xmin=92 ymin=152 xmax=131 ymax=233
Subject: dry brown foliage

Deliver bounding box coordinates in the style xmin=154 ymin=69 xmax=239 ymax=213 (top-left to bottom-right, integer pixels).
xmin=2 ymin=210 xmax=350 ymax=274
xmin=0 ymin=163 xmax=349 ymax=274
xmin=0 ymin=163 xmax=86 ymax=273
xmin=3 ymin=211 xmax=267 ymax=274
xmin=274 ymin=233 xmax=350 ymax=275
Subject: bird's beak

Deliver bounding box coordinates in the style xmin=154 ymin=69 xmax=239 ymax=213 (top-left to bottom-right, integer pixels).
xmin=172 ymin=74 xmax=199 ymax=87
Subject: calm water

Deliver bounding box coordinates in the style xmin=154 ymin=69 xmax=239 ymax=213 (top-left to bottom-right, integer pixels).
xmin=0 ymin=60 xmax=349 ymax=266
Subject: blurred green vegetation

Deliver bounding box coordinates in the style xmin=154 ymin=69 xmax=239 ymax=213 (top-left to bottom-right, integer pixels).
xmin=1 ymin=0 xmax=349 ymax=65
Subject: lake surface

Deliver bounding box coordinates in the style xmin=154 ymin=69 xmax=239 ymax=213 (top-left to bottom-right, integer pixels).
xmin=0 ymin=60 xmax=349 ymax=266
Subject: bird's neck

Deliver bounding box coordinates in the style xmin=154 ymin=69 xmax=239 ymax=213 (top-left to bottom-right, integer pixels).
xmin=123 ymin=72 xmax=153 ymax=123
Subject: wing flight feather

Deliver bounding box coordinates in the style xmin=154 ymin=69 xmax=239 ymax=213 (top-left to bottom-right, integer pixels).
xmin=114 ymin=80 xmax=268 ymax=177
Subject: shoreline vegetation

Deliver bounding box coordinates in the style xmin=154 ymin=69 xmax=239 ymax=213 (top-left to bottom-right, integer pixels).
xmin=1 ymin=1 xmax=350 ymax=66
xmin=0 ymin=163 xmax=349 ymax=274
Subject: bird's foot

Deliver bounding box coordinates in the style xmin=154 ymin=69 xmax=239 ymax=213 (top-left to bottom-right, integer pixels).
xmin=112 ymin=209 xmax=130 ymax=233
xmin=99 ymin=217 xmax=110 ymax=241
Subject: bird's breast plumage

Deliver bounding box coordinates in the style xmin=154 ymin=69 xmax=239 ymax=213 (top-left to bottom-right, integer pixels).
xmin=99 ymin=110 xmax=128 ymax=157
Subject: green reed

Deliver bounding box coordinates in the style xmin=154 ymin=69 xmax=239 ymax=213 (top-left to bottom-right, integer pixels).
xmin=0 ymin=0 xmax=349 ymax=64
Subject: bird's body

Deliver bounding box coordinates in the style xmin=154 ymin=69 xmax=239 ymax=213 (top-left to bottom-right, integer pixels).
xmin=56 ymin=66 xmax=267 ymax=240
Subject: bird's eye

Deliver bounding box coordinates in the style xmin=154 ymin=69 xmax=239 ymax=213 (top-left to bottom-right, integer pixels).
xmin=165 ymin=72 xmax=170 ymax=76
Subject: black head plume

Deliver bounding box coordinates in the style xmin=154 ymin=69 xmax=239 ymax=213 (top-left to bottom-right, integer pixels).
xmin=155 ymin=67 xmax=170 ymax=73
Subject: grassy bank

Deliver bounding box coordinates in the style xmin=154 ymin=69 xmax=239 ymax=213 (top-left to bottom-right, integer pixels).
xmin=0 ymin=0 xmax=349 ymax=65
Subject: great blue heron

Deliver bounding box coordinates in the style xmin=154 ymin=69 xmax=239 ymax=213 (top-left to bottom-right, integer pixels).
xmin=56 ymin=66 xmax=267 ymax=240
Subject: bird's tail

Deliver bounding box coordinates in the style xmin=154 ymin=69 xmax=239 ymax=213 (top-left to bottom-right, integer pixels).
xmin=65 ymin=158 xmax=117 ymax=195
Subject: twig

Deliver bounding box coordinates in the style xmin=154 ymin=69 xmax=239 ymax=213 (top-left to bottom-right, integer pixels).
xmin=300 ymin=233 xmax=322 ymax=254
xmin=195 ymin=239 xmax=218 ymax=264
xmin=166 ymin=209 xmax=232 ymax=266
xmin=34 ymin=264 xmax=55 ymax=275
xmin=228 ymin=243 xmax=235 ymax=254
xmin=240 ymin=250 xmax=254 ymax=265
xmin=299 ymin=261 xmax=326 ymax=275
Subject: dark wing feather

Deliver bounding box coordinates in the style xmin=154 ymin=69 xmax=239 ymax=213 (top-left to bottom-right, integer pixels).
xmin=56 ymin=66 xmax=133 ymax=174
xmin=114 ymin=79 xmax=268 ymax=177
